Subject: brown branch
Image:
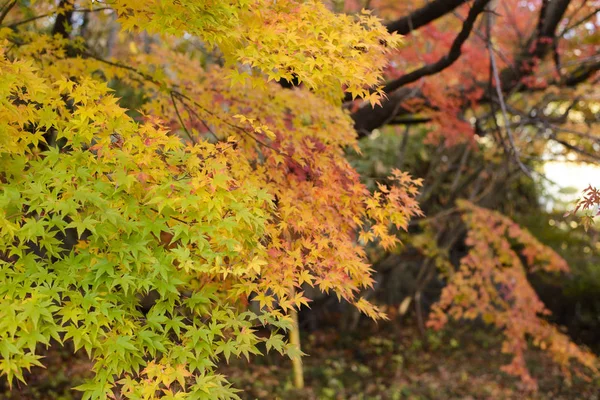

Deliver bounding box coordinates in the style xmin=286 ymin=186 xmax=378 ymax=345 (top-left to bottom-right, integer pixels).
xmin=550 ymin=135 xmax=600 ymax=162
xmin=0 ymin=0 xmax=16 ymax=24
xmin=487 ymin=6 xmax=532 ymax=178
xmin=387 ymin=117 xmax=432 ymax=126
xmin=351 ymin=0 xmax=489 ymax=134
xmin=178 ymin=99 xmax=221 ymax=142
xmin=559 ymin=7 xmax=600 ymax=36
xmin=564 ymin=58 xmax=600 ymax=87
xmin=170 ymin=92 xmax=197 ymax=145
xmin=8 ymin=7 xmax=112 ymax=29
xmin=352 ymin=0 xmax=586 ymax=137
xmin=382 ymin=0 xmax=491 ymax=95
xmin=385 ymin=0 xmax=469 ymax=35
xmin=52 ymin=1 xmax=74 ymax=38
xmin=452 ymin=9 xmax=515 ymax=70
xmin=538 ymin=0 xmax=571 ymax=39
xmin=500 ymin=0 xmax=572 ymax=91
xmin=84 ymin=51 xmax=287 ymax=157
xmin=500 ymin=0 xmax=525 ymax=45
xmin=352 ymin=88 xmax=420 ymax=137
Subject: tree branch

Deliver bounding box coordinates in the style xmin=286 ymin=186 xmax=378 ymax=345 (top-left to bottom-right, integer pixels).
xmin=52 ymin=0 xmax=74 ymax=38
xmin=487 ymin=6 xmax=532 ymax=178
xmin=352 ymin=88 xmax=420 ymax=137
xmin=8 ymin=7 xmax=111 ymax=29
xmin=500 ymin=0 xmax=572 ymax=90
xmin=385 ymin=0 xmax=469 ymax=35
xmin=564 ymin=58 xmax=600 ymax=87
xmin=351 ymin=0 xmax=585 ymax=137
xmin=559 ymin=7 xmax=600 ymax=36
xmin=381 ymin=0 xmax=491 ymax=95
xmin=0 ymin=0 xmax=16 ymax=24
xmin=549 ymin=135 xmax=600 ymax=162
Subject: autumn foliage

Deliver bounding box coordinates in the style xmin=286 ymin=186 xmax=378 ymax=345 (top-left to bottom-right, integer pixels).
xmin=428 ymin=201 xmax=598 ymax=390
xmin=0 ymin=0 xmax=599 ymax=398
xmin=0 ymin=0 xmax=420 ymax=398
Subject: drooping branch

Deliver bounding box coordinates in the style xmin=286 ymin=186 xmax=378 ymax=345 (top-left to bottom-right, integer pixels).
xmin=385 ymin=0 xmax=469 ymax=35
xmin=381 ymin=0 xmax=491 ymax=96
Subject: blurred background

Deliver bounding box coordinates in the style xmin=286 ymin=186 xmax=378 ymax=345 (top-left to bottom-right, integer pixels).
xmin=2 ymin=0 xmax=600 ymax=398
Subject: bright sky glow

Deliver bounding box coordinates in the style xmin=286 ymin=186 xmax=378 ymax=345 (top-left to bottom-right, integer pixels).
xmin=543 ymin=162 xmax=599 ymax=210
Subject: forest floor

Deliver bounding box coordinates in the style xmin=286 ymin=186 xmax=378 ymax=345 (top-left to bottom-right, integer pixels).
xmin=2 ymin=320 xmax=598 ymax=399
xmin=222 ymin=320 xmax=599 ymax=400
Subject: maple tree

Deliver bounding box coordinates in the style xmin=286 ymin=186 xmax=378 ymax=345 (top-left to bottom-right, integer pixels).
xmin=428 ymin=201 xmax=597 ymax=390
xmin=344 ymin=0 xmax=600 ymax=390
xmin=0 ymin=0 xmax=599 ymax=398
xmin=570 ymin=184 xmax=600 ymax=229
xmin=0 ymin=0 xmax=418 ymax=398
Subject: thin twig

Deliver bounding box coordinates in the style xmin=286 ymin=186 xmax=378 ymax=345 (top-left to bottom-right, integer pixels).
xmin=170 ymin=91 xmax=196 ymax=145
xmin=178 ymin=98 xmax=220 ymax=142
xmin=559 ymin=7 xmax=600 ymax=36
xmin=8 ymin=7 xmax=112 ymax=28
xmin=484 ymin=8 xmax=510 ymax=154
xmin=76 ymin=51 xmax=296 ymax=163
xmin=172 ymin=91 xmax=285 ymax=156
xmin=486 ymin=7 xmax=532 ymax=178
xmin=452 ymin=10 xmax=515 ymax=71
xmin=500 ymin=0 xmax=524 ymax=45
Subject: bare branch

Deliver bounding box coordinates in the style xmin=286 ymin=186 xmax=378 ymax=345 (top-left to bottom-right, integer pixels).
xmin=52 ymin=0 xmax=74 ymax=39
xmin=500 ymin=0 xmax=572 ymax=90
xmin=170 ymin=92 xmax=197 ymax=145
xmin=559 ymin=7 xmax=600 ymax=36
xmin=352 ymin=88 xmax=420 ymax=137
xmin=8 ymin=7 xmax=112 ymax=29
xmin=487 ymin=6 xmax=532 ymax=178
xmin=385 ymin=0 xmax=469 ymax=35
xmin=0 ymin=0 xmax=16 ymax=24
xmin=564 ymin=58 xmax=600 ymax=87
xmin=550 ymin=135 xmax=600 ymax=161
xmin=382 ymin=0 xmax=491 ymax=95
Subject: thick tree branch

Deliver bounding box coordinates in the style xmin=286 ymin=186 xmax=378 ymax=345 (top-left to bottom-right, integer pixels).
xmin=385 ymin=0 xmax=469 ymax=35
xmin=351 ymin=0 xmax=489 ymax=133
xmin=352 ymin=88 xmax=417 ymax=137
xmin=0 ymin=0 xmax=16 ymax=24
xmin=381 ymin=0 xmax=491 ymax=96
xmin=352 ymin=0 xmax=583 ymax=137
xmin=52 ymin=0 xmax=74 ymax=38
xmin=500 ymin=0 xmax=572 ymax=90
xmin=539 ymin=0 xmax=572 ymax=38
xmin=564 ymin=58 xmax=600 ymax=87
xmin=388 ymin=117 xmax=433 ymax=126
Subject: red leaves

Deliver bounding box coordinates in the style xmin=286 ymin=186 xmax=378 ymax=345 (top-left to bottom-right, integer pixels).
xmin=568 ymin=185 xmax=600 ymax=231
xmin=428 ymin=201 xmax=597 ymax=389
